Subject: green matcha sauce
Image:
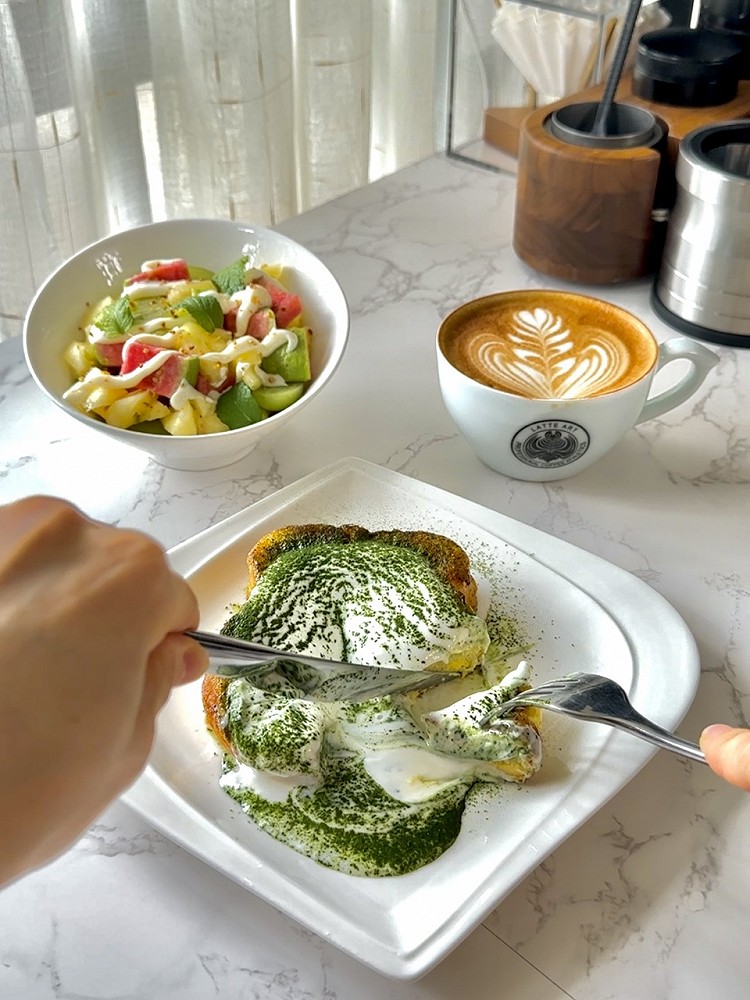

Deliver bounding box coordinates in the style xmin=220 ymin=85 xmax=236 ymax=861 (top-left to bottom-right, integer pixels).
xmin=216 ymin=538 xmax=540 ymax=877
xmin=222 ymin=741 xmax=469 ymax=878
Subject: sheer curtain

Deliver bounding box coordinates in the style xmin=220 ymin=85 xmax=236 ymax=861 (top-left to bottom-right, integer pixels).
xmin=0 ymin=0 xmax=451 ymax=341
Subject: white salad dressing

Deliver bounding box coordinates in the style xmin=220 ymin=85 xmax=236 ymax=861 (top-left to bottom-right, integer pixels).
xmin=169 ymin=379 xmax=216 ymax=411
xmin=88 ymin=317 xmax=181 ymax=345
xmin=121 ymin=279 xmax=186 ymax=300
xmin=229 ymin=285 xmax=272 ymax=336
xmin=63 ymin=351 xmax=176 ymax=404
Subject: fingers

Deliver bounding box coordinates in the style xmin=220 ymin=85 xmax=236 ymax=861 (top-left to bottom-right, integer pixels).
xmin=700 ymin=725 xmax=750 ymax=791
xmin=122 ymin=633 xmax=209 ymax=785
xmin=138 ymin=633 xmax=208 ymax=727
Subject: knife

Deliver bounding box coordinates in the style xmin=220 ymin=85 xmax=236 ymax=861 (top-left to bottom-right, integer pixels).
xmin=187 ymin=628 xmax=458 ymax=702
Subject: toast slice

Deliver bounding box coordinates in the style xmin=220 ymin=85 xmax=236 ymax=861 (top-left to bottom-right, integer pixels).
xmin=201 ymin=524 xmax=543 ymax=875
xmin=202 ymin=523 xmax=490 ymax=750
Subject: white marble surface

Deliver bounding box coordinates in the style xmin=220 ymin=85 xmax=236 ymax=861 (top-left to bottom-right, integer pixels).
xmin=1 ymin=153 xmax=749 ymax=1000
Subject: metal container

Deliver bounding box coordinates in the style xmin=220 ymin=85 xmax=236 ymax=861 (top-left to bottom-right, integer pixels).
xmin=652 ymin=120 xmax=750 ymax=345
xmin=634 ymin=27 xmax=743 ymax=107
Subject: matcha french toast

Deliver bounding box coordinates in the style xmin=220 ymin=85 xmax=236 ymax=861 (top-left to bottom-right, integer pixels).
xmin=201 ymin=523 xmax=542 ymax=877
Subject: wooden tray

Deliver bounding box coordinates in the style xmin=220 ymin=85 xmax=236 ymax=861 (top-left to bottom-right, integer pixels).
xmin=484 ymin=73 xmax=750 ymax=159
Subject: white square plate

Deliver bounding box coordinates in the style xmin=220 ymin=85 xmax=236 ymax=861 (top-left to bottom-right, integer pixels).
xmin=124 ymin=457 xmax=699 ymax=980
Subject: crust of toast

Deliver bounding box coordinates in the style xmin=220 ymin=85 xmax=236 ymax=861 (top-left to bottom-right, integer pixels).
xmin=201 ymin=524 xmax=481 ymax=749
xmin=243 ymin=524 xmax=479 ymax=610
xmin=202 ymin=674 xmax=234 ymax=754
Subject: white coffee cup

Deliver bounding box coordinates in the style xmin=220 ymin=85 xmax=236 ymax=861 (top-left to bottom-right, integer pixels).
xmin=436 ymin=290 xmax=720 ymax=482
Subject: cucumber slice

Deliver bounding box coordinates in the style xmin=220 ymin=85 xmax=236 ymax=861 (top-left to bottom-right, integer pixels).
xmin=216 ymin=382 xmax=266 ymax=429
xmin=184 ymin=355 xmax=200 ymax=386
xmin=262 ymin=328 xmax=311 ymax=382
xmin=252 ymin=383 xmax=305 ymax=412
xmin=188 ymin=265 xmax=215 ymax=281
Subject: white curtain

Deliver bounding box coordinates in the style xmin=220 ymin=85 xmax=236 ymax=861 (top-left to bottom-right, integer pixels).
xmin=0 ymin=0 xmax=451 ymax=341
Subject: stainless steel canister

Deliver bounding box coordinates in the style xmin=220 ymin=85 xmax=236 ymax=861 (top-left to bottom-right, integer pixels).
xmin=652 ymin=120 xmax=750 ymax=346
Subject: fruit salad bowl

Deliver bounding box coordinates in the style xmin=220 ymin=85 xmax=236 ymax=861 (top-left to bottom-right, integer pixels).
xmin=23 ymin=218 xmax=349 ymax=471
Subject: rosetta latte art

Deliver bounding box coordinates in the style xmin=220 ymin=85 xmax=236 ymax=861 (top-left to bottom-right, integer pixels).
xmin=471 ymin=307 xmax=631 ymax=399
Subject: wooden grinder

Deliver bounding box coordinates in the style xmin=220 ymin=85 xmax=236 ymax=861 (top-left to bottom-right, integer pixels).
xmin=513 ymin=103 xmax=669 ymax=285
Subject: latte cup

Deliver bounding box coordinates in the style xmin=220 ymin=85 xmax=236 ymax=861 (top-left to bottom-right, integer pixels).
xmin=436 ymin=291 xmax=720 ymax=482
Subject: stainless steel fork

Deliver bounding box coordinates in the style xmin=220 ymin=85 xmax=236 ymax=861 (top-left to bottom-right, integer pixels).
xmin=480 ymin=672 xmax=706 ymax=763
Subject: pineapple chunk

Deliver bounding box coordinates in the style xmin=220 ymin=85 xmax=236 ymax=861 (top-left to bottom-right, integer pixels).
xmin=167 ymin=280 xmax=217 ymax=306
xmin=238 ymin=362 xmax=262 ymax=390
xmin=103 ymin=390 xmax=169 ymax=429
xmin=64 ymin=340 xmax=99 ymax=379
xmin=162 ymin=403 xmax=198 ymax=436
xmin=261 ymin=264 xmax=284 ymax=282
xmin=198 ymin=410 xmax=230 ymax=434
xmin=198 ymin=358 xmax=228 ymax=387
xmin=187 ymin=392 xmax=214 ymax=419
xmin=173 ymin=321 xmax=228 ymax=355
xmin=84 ymin=383 xmax=129 ymax=414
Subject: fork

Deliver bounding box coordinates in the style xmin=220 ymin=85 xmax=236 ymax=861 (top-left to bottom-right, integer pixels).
xmin=480 ymin=672 xmax=706 ymax=763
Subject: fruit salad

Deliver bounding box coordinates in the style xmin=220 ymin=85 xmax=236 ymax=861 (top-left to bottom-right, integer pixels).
xmin=62 ymin=255 xmax=312 ymax=436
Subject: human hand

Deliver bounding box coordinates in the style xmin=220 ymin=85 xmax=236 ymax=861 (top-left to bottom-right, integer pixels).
xmin=700 ymin=724 xmax=750 ymax=791
xmin=0 ymin=496 xmax=208 ymax=887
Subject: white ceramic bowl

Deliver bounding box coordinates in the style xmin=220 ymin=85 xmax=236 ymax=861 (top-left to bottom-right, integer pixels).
xmin=24 ymin=218 xmax=349 ymax=470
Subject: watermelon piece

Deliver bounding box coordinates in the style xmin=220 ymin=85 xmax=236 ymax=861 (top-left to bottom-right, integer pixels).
xmin=128 ymin=260 xmax=190 ymax=284
xmin=120 ymin=340 xmax=198 ymax=398
xmin=247 ymin=307 xmax=276 ymax=340
xmin=94 ymin=340 xmax=124 ymax=368
xmin=141 ymin=355 xmax=191 ymax=397
xmin=195 ymin=371 xmax=234 ymax=396
xmin=223 ymin=308 xmax=237 ymax=334
xmin=120 ymin=339 xmax=163 ymax=375
xmin=254 ymin=275 xmax=302 ymax=329
xmin=195 ymin=374 xmax=214 ymax=396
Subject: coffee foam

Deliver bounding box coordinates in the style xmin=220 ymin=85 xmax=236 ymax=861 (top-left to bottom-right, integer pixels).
xmin=439 ymin=292 xmax=658 ymax=400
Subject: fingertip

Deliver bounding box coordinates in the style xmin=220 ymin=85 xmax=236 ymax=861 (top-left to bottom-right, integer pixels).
xmin=178 ymin=639 xmax=209 ymax=686
xmin=700 ymin=723 xmax=733 ymax=747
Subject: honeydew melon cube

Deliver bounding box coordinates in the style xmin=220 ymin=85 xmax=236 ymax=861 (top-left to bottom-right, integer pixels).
xmin=252 ymin=382 xmax=304 ymax=411
xmin=262 ymin=328 xmax=311 ymax=382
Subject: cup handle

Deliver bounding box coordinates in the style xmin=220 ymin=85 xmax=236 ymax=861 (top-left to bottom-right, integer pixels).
xmin=636 ymin=336 xmax=720 ymax=424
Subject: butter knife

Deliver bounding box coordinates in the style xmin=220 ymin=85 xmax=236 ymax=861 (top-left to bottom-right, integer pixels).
xmin=187 ymin=628 xmax=457 ymax=702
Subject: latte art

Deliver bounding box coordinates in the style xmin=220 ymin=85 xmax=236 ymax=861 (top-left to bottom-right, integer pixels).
xmin=439 ymin=293 xmax=658 ymax=400
xmin=472 ymin=307 xmax=630 ymax=399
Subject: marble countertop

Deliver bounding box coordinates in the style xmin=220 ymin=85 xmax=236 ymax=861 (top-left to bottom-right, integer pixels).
xmin=1 ymin=153 xmax=749 ymax=1000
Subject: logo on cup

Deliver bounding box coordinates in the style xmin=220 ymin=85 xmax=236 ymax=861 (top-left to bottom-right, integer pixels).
xmin=511 ymin=420 xmax=590 ymax=469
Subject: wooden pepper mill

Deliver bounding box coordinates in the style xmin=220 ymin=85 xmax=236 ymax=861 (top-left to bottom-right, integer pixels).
xmin=513 ymin=102 xmax=670 ymax=285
